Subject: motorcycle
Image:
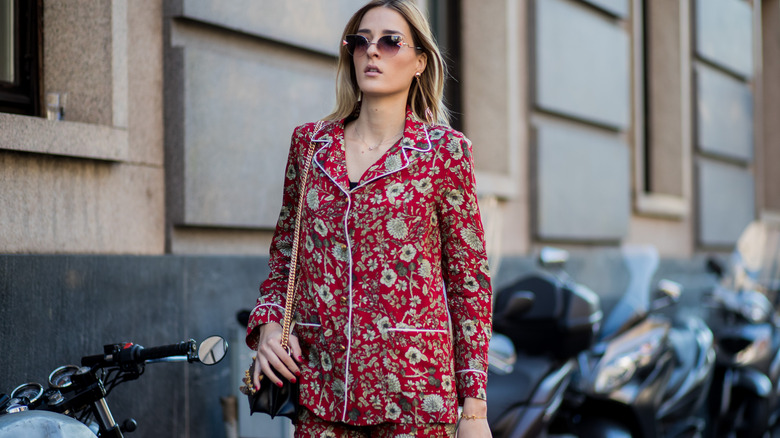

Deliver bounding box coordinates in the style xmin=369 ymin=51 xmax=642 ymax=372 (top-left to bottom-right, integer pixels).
xmin=487 ymin=247 xmax=602 ymax=437
xmin=0 ymin=335 xmax=228 ymax=438
xmin=555 ymin=245 xmax=715 ymax=437
xmin=704 ymin=220 xmax=780 ymax=438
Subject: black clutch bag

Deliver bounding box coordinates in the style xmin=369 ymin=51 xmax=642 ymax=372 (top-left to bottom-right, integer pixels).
xmin=241 ymin=359 xmax=299 ymax=419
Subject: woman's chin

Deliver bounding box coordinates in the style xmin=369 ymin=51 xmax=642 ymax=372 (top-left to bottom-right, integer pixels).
xmin=357 ymin=87 xmax=410 ymax=102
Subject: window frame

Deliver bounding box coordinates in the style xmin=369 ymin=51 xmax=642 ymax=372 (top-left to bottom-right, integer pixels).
xmin=429 ymin=0 xmax=463 ymax=132
xmin=0 ymin=0 xmax=41 ymax=116
xmin=631 ymin=0 xmax=691 ymax=219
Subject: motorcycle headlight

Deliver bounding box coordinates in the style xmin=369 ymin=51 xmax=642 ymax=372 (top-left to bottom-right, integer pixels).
xmin=592 ymin=328 xmax=663 ymax=394
xmin=739 ymin=290 xmax=772 ymax=323
xmin=733 ymin=324 xmax=773 ymax=365
xmin=594 ymin=355 xmax=636 ymax=394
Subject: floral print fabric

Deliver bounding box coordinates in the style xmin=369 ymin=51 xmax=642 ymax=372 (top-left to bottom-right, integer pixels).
xmin=295 ymin=407 xmax=456 ymax=437
xmin=247 ymin=108 xmax=492 ymax=426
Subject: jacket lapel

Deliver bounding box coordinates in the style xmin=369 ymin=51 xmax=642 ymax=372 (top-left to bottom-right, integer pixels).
xmin=313 ymin=108 xmax=436 ymax=192
xmin=312 ymin=122 xmax=350 ymax=194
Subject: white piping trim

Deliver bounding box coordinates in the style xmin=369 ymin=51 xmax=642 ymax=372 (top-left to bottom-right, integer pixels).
xmin=314 ymin=142 xmax=349 ymax=197
xmin=316 ymin=123 xmax=435 ymax=193
xmin=341 ymin=190 xmax=354 ymax=422
xmin=296 ymin=322 xmax=322 ymax=328
xmin=456 ymin=369 xmax=488 ymax=376
xmin=255 ymin=303 xmax=285 ymax=312
xmin=387 ymin=328 xmax=447 ymax=333
xmin=310 ymin=137 xmax=353 ymax=422
xmin=310 ymin=121 xmax=436 ymax=422
xmin=354 ymin=129 xmax=434 ymax=190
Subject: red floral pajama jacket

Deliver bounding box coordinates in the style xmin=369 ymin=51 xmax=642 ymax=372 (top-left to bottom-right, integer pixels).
xmin=246 ymin=108 xmax=492 ymax=426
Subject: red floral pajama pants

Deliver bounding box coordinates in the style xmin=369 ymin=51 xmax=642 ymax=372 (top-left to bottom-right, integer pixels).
xmin=295 ymin=408 xmax=457 ymax=437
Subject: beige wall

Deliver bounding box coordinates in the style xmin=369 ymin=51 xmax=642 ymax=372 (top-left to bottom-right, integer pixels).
xmin=0 ymin=0 xmax=165 ymax=254
xmin=1 ymin=0 xmax=776 ymax=258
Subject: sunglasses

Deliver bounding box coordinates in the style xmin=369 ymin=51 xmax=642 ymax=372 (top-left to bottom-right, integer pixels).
xmin=342 ymin=34 xmax=422 ymax=57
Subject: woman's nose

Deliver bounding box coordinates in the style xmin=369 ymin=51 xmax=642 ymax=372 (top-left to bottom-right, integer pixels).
xmin=365 ymin=41 xmax=380 ymax=57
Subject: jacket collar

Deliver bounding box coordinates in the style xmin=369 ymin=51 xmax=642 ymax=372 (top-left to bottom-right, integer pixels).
xmin=312 ymin=107 xmax=435 ymax=193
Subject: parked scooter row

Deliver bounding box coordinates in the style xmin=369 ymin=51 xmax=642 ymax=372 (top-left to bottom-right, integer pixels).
xmin=487 ymin=247 xmax=601 ymax=437
xmin=0 ymin=336 xmax=228 ymax=437
xmin=703 ymin=220 xmax=780 ymax=438
xmin=487 ymin=245 xmax=714 ymax=437
xmin=556 ymin=246 xmax=715 ymax=438
xmin=487 ymin=220 xmax=780 ymax=438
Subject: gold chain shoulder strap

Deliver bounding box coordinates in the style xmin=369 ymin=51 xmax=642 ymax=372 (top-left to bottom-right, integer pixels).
xmin=280 ymin=120 xmax=324 ymax=351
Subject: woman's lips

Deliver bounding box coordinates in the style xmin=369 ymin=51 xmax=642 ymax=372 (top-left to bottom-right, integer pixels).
xmin=364 ymin=65 xmax=382 ymax=76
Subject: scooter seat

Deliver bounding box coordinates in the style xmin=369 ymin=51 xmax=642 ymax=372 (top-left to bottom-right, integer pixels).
xmin=665 ymin=325 xmax=698 ymax=398
xmin=487 ymin=353 xmax=556 ymax=424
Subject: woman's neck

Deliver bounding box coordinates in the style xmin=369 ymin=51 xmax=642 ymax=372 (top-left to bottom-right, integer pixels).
xmin=353 ymin=94 xmax=407 ymax=143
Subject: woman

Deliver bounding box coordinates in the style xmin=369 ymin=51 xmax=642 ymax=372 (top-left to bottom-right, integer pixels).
xmin=246 ymin=1 xmax=492 ymax=436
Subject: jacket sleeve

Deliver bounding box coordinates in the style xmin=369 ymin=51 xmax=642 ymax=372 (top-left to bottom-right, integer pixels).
xmin=435 ymin=132 xmax=493 ymax=402
xmin=245 ymin=124 xmax=312 ymax=351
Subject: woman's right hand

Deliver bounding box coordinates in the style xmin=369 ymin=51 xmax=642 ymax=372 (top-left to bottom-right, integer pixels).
xmin=252 ymin=322 xmax=303 ymax=390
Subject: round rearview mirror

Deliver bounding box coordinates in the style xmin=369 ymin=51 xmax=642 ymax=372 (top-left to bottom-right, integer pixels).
xmin=198 ymin=336 xmax=228 ymax=365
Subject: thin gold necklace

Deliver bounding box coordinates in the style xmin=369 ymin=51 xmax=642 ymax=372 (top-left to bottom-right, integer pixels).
xmin=354 ymin=124 xmax=404 ymax=152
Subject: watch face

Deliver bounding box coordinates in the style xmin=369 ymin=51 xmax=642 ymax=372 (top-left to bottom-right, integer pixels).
xmin=11 ymin=383 xmax=43 ymax=404
xmin=49 ymin=365 xmax=80 ymax=389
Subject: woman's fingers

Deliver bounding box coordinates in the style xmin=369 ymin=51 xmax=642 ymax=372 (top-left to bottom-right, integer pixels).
xmin=254 ymin=323 xmax=301 ymax=387
xmin=265 ymin=337 xmax=300 ymax=382
xmin=252 ymin=354 xmax=272 ymax=389
xmin=288 ymin=334 xmax=304 ymax=364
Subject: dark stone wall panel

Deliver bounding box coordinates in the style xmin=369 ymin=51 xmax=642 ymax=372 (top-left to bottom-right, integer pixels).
xmin=535 ymin=0 xmax=630 ymax=129
xmin=695 ymin=0 xmax=753 ymax=78
xmin=695 ymin=64 xmax=754 ymax=163
xmin=0 ymin=251 xmax=726 ymax=436
xmin=0 ymin=255 xmax=269 ymax=438
xmin=166 ymin=22 xmax=336 ymax=229
xmin=175 ymin=0 xmax=366 ymax=56
xmin=579 ymin=0 xmax=629 ymax=17
xmin=0 ymin=255 xmax=186 ymax=436
xmin=697 ymin=158 xmax=755 ymax=247
xmin=535 ymin=121 xmax=630 ymax=241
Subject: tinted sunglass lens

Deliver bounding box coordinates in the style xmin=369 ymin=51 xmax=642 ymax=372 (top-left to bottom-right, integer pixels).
xmin=345 ymin=35 xmax=368 ymax=55
xmin=344 ymin=34 xmax=403 ymax=56
xmin=377 ymin=36 xmax=401 ymax=55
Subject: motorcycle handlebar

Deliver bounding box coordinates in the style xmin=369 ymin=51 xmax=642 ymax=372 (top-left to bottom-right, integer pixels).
xmin=138 ymin=341 xmax=194 ymax=362
xmin=81 ymin=340 xmax=196 ymax=368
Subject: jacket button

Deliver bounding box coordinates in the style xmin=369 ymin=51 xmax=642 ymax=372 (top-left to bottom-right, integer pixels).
xmin=340 ymin=296 xmax=347 ymax=305
xmin=339 ymin=344 xmax=346 ymax=351
xmin=340 ymin=244 xmax=347 ymax=251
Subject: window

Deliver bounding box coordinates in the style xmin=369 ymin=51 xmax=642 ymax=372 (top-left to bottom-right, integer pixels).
xmin=632 ymin=0 xmax=689 ymax=218
xmin=0 ymin=0 xmax=40 ymax=116
xmin=429 ymin=0 xmax=463 ymax=131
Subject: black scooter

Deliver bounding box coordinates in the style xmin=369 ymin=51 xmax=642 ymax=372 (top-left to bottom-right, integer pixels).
xmin=555 ymin=246 xmax=715 ymax=437
xmin=487 ymin=247 xmax=602 ymax=437
xmin=704 ymin=220 xmax=780 ymax=438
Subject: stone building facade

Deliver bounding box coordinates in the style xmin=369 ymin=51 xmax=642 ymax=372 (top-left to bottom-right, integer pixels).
xmin=1 ymin=1 xmax=778 ymax=437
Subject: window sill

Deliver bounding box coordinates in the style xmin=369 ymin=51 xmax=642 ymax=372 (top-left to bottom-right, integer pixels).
xmin=0 ymin=113 xmax=128 ymax=162
xmin=635 ymin=192 xmax=689 ymax=219
xmin=475 ymin=171 xmax=519 ymax=199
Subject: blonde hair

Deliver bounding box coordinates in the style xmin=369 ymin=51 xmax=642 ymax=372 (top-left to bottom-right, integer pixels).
xmin=325 ymin=0 xmax=449 ymax=125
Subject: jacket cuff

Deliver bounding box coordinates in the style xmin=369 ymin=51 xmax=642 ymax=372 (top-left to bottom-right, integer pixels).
xmin=245 ymin=303 xmax=285 ymax=351
xmin=456 ymin=369 xmax=488 ymax=403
